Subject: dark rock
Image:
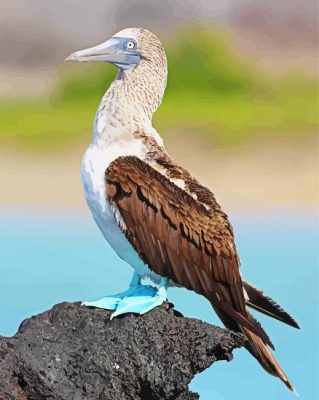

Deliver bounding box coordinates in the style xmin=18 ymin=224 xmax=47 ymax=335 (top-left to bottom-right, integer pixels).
xmin=0 ymin=340 xmax=27 ymax=400
xmin=0 ymin=302 xmax=244 ymax=399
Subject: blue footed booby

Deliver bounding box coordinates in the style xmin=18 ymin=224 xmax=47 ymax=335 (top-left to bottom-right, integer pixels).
xmin=65 ymin=27 xmax=299 ymax=392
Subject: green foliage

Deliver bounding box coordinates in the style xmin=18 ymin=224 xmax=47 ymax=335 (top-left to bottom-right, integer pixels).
xmin=53 ymin=64 xmax=115 ymax=104
xmin=0 ymin=28 xmax=317 ymax=150
xmin=166 ymin=29 xmax=258 ymax=94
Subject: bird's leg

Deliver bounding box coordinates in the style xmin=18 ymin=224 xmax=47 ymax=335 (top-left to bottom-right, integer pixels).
xmin=82 ymin=272 xmax=156 ymax=310
xmin=110 ymin=277 xmax=169 ymax=319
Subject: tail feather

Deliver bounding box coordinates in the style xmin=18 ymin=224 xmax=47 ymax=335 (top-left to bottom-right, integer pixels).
xmin=243 ymin=280 xmax=300 ymax=329
xmin=242 ymin=326 xmax=298 ymax=395
xmin=213 ymin=303 xmax=298 ymax=394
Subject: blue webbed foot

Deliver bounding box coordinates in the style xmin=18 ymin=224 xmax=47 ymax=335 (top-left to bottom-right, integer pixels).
xmin=82 ymin=284 xmax=156 ymax=311
xmin=82 ymin=273 xmax=169 ymax=319
xmin=110 ymin=279 xmax=168 ymax=319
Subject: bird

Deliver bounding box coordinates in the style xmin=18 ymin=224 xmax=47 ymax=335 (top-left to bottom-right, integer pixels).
xmin=65 ymin=27 xmax=299 ymax=393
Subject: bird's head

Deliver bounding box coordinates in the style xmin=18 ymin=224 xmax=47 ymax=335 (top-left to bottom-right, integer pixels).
xmin=66 ymin=28 xmax=167 ymax=118
xmin=65 ymin=27 xmax=167 ymax=73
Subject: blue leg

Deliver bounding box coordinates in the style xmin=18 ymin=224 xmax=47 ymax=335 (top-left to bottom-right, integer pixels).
xmin=110 ymin=277 xmax=169 ymax=319
xmin=82 ymin=272 xmax=156 ymax=310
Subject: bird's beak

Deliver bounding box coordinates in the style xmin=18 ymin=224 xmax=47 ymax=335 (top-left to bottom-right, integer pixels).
xmin=65 ymin=37 xmax=141 ymax=69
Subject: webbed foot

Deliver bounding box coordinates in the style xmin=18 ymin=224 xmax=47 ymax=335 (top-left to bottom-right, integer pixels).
xmin=82 ymin=284 xmax=156 ymax=310
xmin=82 ymin=273 xmax=169 ymax=319
xmin=110 ymin=279 xmax=168 ymax=319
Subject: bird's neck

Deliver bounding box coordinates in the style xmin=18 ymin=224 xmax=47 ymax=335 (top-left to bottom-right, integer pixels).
xmin=92 ymin=63 xmax=167 ymax=147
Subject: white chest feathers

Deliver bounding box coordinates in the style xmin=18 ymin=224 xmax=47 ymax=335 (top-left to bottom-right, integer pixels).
xmin=81 ymin=137 xmax=161 ymax=283
xmin=81 ymin=138 xmax=145 ymax=212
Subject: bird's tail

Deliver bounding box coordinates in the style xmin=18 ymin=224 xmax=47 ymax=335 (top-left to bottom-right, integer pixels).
xmin=243 ymin=280 xmax=300 ymax=329
xmin=213 ymin=304 xmax=298 ymax=395
xmin=242 ymin=325 xmax=298 ymax=395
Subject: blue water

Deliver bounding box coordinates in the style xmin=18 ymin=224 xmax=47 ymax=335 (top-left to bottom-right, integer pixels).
xmin=0 ymin=206 xmax=318 ymax=399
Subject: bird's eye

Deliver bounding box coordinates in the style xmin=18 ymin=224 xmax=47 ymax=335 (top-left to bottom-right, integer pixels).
xmin=126 ymin=40 xmax=136 ymax=50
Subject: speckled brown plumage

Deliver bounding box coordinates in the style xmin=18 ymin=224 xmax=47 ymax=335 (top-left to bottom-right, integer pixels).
xmin=106 ymin=156 xmax=271 ymax=341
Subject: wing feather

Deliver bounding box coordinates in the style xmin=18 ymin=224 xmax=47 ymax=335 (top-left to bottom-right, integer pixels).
xmin=106 ymin=156 xmax=269 ymax=343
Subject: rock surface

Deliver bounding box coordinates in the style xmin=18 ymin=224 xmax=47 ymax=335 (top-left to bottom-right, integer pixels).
xmin=0 ymin=302 xmax=244 ymax=400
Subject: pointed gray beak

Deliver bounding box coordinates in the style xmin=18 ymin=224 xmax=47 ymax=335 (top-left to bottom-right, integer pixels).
xmin=65 ymin=37 xmax=141 ymax=69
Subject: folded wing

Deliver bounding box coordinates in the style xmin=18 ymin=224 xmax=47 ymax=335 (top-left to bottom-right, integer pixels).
xmin=105 ymin=155 xmax=271 ymax=344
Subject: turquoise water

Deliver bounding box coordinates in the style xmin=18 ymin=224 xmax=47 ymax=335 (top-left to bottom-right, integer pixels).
xmin=0 ymin=206 xmax=318 ymax=399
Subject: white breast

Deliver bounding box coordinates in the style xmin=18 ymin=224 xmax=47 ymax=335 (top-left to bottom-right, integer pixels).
xmin=81 ymin=136 xmax=162 ymax=283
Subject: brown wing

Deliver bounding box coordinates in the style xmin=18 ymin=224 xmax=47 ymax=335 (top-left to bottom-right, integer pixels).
xmin=106 ymin=155 xmax=270 ymax=342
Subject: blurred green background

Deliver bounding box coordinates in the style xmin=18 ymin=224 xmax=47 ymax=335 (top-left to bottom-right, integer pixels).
xmin=0 ymin=0 xmax=317 ymax=211
xmin=0 ymin=28 xmax=317 ymax=150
